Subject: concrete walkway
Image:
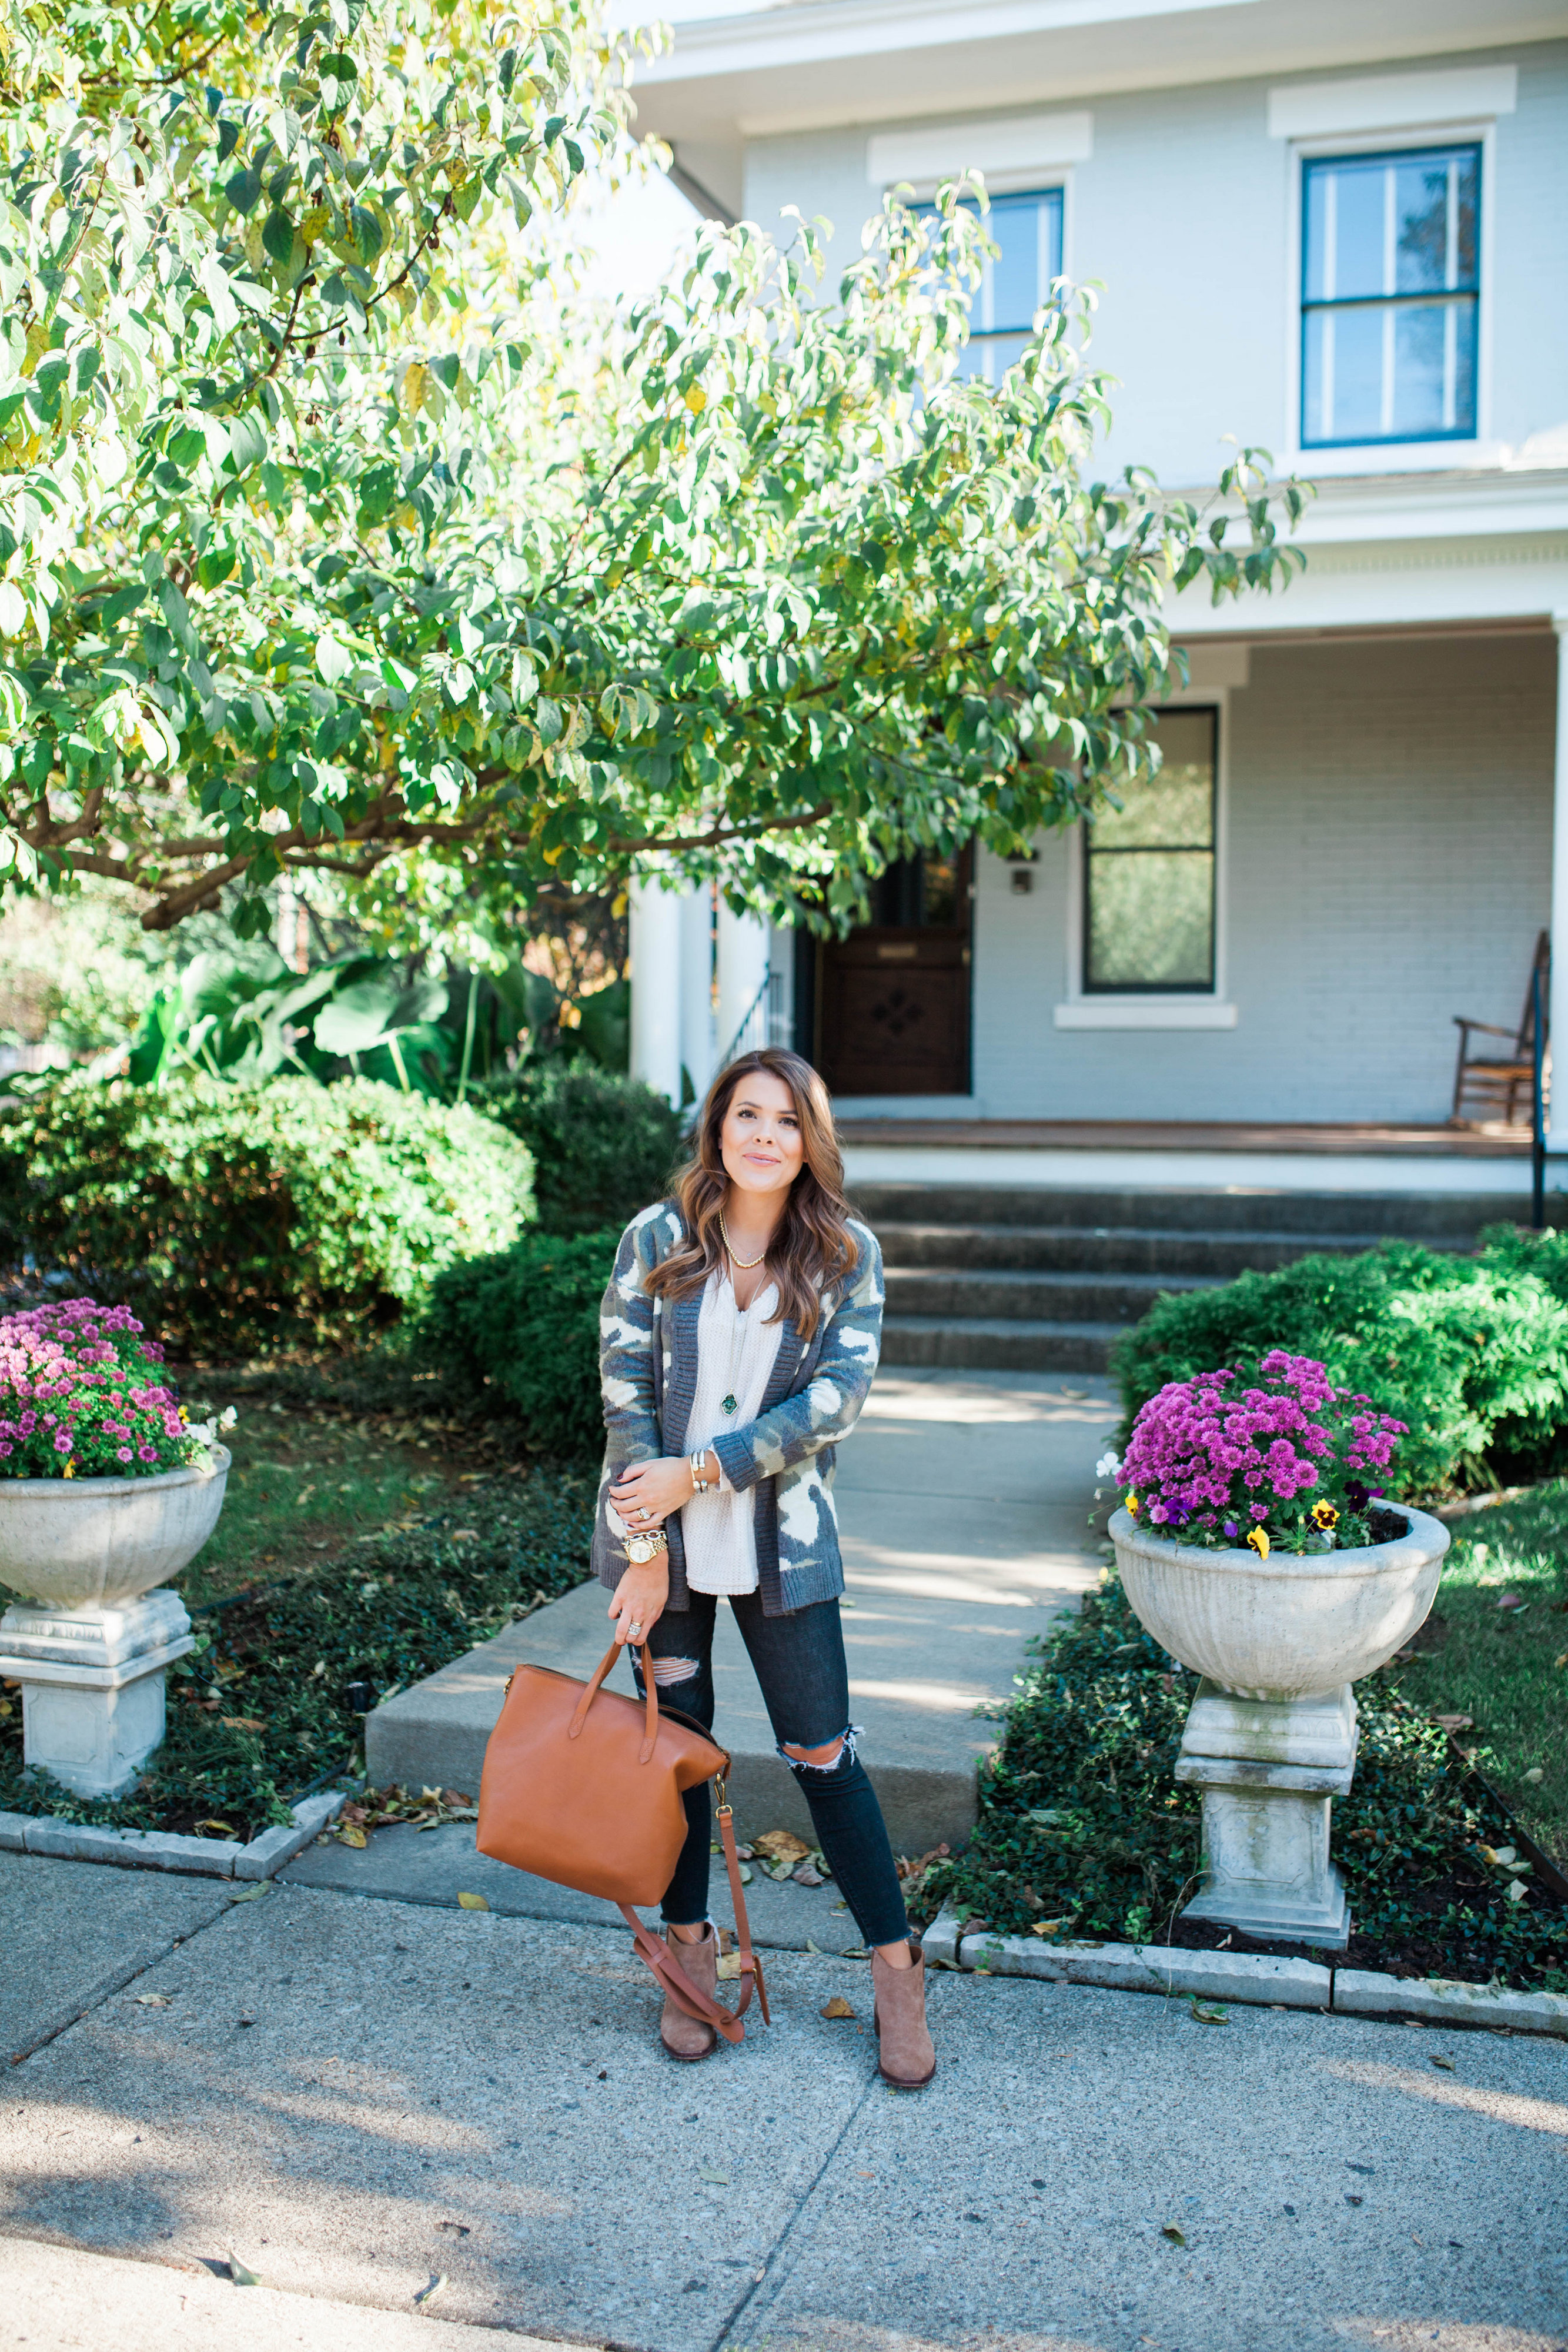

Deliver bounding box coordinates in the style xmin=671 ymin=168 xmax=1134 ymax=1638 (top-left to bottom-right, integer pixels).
xmin=366 ymin=1372 xmax=1116 ymax=1855
xmin=2 ymin=1850 xmax=1566 ymax=2352
xmin=3 ymin=1367 xmax=1566 ymax=2352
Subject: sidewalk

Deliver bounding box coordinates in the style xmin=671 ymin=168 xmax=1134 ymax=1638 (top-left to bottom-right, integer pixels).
xmin=365 ymin=1371 xmax=1115 ymax=1857
xmin=3 ymin=1368 xmax=1565 ymax=2352
xmin=2 ymin=1849 xmax=1566 ymax=2352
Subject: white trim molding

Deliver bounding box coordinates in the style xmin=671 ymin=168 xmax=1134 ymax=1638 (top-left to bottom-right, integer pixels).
xmin=867 ymin=108 xmax=1092 ymax=189
xmin=1053 ymin=999 xmax=1238 ymax=1030
xmin=1266 ymin=65 xmax=1518 ymax=142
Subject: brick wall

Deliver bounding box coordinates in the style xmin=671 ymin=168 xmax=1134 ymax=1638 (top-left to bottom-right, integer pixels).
xmin=969 ymin=631 xmax=1556 ymax=1123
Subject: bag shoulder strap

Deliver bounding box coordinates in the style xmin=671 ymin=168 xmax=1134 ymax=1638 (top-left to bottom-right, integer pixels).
xmin=620 ymin=1786 xmax=770 ymax=2044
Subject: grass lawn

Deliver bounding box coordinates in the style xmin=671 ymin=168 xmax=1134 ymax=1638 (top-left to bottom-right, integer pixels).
xmin=1389 ymin=1484 xmax=1568 ymax=1866
xmin=174 ymin=1370 xmax=532 ymax=1608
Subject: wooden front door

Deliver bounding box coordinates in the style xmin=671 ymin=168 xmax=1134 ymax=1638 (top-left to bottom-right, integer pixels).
xmin=817 ymin=850 xmax=972 ymax=1096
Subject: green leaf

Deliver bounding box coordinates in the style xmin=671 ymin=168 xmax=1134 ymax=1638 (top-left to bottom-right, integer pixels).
xmin=226 ymin=411 xmax=268 ymax=474
xmin=315 ymin=636 xmax=354 ymax=686
xmin=225 ymin=166 xmax=263 ymax=216
xmin=356 ymin=460 xmax=397 ymax=525
xmin=349 ymin=205 xmax=383 ymax=263
xmin=262 ymin=209 xmax=297 ymax=266
xmin=196 ymin=544 xmax=237 ymax=590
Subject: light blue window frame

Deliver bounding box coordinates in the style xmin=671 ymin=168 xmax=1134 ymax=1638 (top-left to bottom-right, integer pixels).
xmin=917 ymin=186 xmax=1065 ymax=385
xmin=1300 ymin=142 xmax=1480 ymax=448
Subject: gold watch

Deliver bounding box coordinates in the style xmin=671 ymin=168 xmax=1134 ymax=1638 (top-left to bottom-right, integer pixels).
xmin=624 ymin=1528 xmax=668 ymax=1566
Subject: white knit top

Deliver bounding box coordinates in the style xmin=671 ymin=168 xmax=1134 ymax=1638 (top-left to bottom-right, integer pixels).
xmin=681 ymin=1268 xmax=785 ymax=1596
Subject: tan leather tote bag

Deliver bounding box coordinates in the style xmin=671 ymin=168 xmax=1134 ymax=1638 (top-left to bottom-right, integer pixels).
xmin=476 ymin=1639 xmax=768 ymax=2045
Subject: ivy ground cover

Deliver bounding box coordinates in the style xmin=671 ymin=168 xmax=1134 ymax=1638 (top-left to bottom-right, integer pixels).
xmin=0 ymin=1384 xmax=594 ymax=1842
xmin=918 ymin=1575 xmax=1568 ymax=1995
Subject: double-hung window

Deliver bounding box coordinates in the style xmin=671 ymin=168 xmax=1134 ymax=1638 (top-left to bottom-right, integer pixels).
xmin=1301 ymin=143 xmax=1480 ymax=446
xmin=918 ymin=185 xmax=1064 ymax=383
xmin=1082 ymin=709 xmax=1218 ymax=994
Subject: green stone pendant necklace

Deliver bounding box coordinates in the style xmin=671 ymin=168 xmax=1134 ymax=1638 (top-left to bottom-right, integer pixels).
xmin=718 ymin=1214 xmax=766 ymax=1415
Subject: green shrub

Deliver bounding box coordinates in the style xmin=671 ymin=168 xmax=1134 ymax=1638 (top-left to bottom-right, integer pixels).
xmin=0 ymin=1075 xmax=532 ymax=1354
xmin=487 ymin=1061 xmax=680 ymax=1234
xmin=417 ymin=1226 xmax=617 ymax=1465
xmin=1111 ymin=1237 xmax=1568 ymax=1496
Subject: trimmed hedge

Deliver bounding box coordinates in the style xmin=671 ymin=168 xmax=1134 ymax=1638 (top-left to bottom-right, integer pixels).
xmin=1112 ymin=1230 xmax=1568 ymax=1496
xmin=417 ymin=1226 xmax=617 ymax=1465
xmin=488 ymin=1062 xmax=681 ymax=1235
xmin=0 ymin=1075 xmax=532 ymax=1353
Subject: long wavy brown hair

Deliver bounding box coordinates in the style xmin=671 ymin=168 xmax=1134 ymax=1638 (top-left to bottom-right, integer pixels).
xmin=645 ymin=1047 xmax=857 ymax=1342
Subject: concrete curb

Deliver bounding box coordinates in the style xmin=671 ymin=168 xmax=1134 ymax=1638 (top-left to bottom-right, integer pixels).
xmin=925 ymin=1902 xmax=1568 ymax=2037
xmin=0 ymin=1790 xmax=347 ymax=1880
xmin=1333 ymin=1965 xmax=1568 ymax=2036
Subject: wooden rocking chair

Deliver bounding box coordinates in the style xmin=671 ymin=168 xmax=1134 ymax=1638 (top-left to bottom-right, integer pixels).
xmin=1450 ymin=929 xmax=1550 ymax=1127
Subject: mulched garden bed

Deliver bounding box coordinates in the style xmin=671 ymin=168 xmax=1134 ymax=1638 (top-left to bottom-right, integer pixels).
xmin=0 ymin=1467 xmax=594 ymax=1843
xmin=914 ymin=1574 xmax=1568 ymax=1995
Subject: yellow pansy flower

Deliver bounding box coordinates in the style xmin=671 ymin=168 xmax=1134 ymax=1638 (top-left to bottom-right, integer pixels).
xmin=1246 ymin=1526 xmax=1270 ymax=1559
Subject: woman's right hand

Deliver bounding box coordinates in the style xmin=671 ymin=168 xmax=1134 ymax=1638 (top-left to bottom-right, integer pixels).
xmin=609 ymin=1559 xmax=670 ymax=1647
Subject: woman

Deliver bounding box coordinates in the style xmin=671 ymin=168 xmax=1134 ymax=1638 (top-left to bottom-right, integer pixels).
xmin=593 ymin=1045 xmax=935 ymax=2086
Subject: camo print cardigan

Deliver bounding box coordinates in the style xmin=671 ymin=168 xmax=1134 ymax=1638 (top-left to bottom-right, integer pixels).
xmin=593 ymin=1200 xmax=884 ymax=1616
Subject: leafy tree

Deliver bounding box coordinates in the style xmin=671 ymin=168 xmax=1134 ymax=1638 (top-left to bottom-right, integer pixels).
xmin=1 ymin=0 xmax=1308 ymax=940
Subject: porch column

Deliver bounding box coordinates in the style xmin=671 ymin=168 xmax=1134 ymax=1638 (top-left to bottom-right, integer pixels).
xmin=716 ymin=903 xmax=770 ymax=1065
xmin=1549 ymin=615 xmax=1568 ymax=1154
xmin=678 ymin=884 xmax=715 ymax=1104
xmin=628 ymin=875 xmax=682 ymax=1106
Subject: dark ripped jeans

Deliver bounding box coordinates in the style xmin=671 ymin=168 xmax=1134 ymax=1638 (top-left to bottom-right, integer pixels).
xmin=630 ymin=1591 xmax=910 ymax=1950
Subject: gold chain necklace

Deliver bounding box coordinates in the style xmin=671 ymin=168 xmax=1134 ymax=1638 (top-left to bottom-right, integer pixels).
xmin=718 ymin=1213 xmax=768 ymax=1270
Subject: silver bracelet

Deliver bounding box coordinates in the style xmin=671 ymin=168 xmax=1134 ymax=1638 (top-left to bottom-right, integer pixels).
xmin=690 ymin=1449 xmax=714 ymax=1494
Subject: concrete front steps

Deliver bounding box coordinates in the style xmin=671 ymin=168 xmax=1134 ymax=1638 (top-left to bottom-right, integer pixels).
xmin=854 ymin=1181 xmax=1519 ymax=1374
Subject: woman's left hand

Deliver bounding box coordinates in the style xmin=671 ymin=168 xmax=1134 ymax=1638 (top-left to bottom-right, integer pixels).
xmin=610 ymin=1456 xmax=700 ymax=1525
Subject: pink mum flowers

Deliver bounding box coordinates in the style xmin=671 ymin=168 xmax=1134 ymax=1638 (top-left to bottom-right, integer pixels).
xmin=0 ymin=1299 xmax=215 ymax=1482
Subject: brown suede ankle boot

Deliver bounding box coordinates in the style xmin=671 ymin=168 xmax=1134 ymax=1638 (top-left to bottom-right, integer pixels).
xmin=660 ymin=1925 xmax=719 ymax=2062
xmin=871 ymin=1939 xmax=936 ymax=2088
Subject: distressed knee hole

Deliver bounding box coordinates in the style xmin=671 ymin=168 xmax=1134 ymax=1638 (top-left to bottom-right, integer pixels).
xmin=782 ymin=1732 xmax=849 ymax=1772
xmin=650 ymin=1656 xmax=699 ymax=1686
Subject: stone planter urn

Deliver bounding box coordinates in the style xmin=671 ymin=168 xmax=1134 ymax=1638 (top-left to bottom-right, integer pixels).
xmin=1109 ymin=1501 xmax=1449 ymax=1947
xmin=0 ymin=1448 xmax=230 ymax=1798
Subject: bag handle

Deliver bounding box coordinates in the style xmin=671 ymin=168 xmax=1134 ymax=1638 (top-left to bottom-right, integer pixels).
xmin=570 ymin=1639 xmax=660 ymax=1763
xmin=620 ymin=1780 xmax=770 ymax=2044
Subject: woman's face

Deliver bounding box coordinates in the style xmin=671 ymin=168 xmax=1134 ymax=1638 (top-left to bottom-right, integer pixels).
xmin=718 ymin=1069 xmax=805 ymax=1203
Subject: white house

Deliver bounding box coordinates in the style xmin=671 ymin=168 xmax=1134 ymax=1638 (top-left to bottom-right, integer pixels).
xmin=623 ymin=0 xmax=1568 ymax=1205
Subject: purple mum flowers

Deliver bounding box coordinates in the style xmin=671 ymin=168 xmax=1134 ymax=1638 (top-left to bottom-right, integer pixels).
xmin=1118 ymin=1350 xmax=1406 ymax=1554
